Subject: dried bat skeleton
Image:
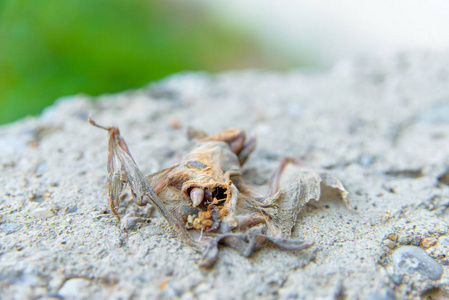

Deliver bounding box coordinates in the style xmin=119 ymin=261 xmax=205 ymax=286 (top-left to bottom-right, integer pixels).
xmin=89 ymin=117 xmax=349 ymax=268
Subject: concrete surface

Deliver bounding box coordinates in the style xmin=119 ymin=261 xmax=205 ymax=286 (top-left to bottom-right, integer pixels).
xmin=1 ymin=52 xmax=449 ymax=299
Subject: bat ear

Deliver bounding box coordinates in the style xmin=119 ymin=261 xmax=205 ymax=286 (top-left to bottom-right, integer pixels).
xmin=236 ymin=134 xmax=256 ymax=165
xmin=187 ymin=127 xmax=209 ymax=141
xmin=192 ymin=127 xmax=256 ymax=165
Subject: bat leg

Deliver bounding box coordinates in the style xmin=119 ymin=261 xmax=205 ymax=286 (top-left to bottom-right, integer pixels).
xmin=269 ymin=157 xmax=307 ymax=196
xmin=236 ymin=213 xmax=266 ymax=230
xmin=237 ymin=134 xmax=256 ymax=165
xmin=199 ymin=237 xmax=220 ymax=268
xmin=261 ymin=235 xmax=314 ymax=251
xmin=220 ymin=225 xmax=314 ymax=260
xmin=232 ymin=178 xmax=265 ymax=202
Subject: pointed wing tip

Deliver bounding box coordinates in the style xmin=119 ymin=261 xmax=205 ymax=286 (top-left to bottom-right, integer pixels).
xmin=88 ymin=115 xmax=119 ymax=133
xmin=88 ymin=116 xmax=109 ymax=131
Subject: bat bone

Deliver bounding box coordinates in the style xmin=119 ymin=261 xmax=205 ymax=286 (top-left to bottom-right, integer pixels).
xmin=190 ymin=187 xmax=204 ymax=207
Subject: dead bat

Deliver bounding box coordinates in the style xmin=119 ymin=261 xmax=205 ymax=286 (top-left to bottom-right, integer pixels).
xmin=89 ymin=117 xmax=349 ymax=268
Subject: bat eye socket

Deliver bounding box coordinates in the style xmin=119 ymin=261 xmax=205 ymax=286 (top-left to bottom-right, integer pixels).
xmin=211 ymin=187 xmax=227 ymax=201
xmin=203 ymin=186 xmax=227 ymax=203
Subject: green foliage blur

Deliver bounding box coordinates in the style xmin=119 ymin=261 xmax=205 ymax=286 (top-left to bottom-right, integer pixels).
xmin=0 ymin=0 xmax=273 ymax=124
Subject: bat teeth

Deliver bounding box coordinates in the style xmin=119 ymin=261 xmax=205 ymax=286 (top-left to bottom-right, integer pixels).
xmin=190 ymin=188 xmax=204 ymax=207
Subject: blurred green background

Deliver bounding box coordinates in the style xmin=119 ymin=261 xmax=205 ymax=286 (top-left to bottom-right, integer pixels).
xmin=0 ymin=0 xmax=302 ymax=125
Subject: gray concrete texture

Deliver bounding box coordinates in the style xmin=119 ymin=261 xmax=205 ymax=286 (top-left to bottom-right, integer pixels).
xmin=1 ymin=52 xmax=449 ymax=299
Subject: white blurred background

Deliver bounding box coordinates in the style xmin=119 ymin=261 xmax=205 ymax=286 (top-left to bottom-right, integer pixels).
xmin=198 ymin=0 xmax=449 ymax=66
xmin=3 ymin=0 xmax=449 ymax=123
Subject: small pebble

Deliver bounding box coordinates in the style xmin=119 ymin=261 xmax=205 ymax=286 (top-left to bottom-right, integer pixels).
xmin=35 ymin=162 xmax=47 ymax=175
xmin=58 ymin=278 xmax=90 ymax=298
xmin=121 ymin=217 xmax=148 ymax=230
xmin=359 ymin=155 xmax=375 ymax=167
xmin=411 ymin=236 xmax=422 ymax=246
xmin=392 ymin=246 xmax=443 ymax=280
xmin=398 ymin=236 xmax=412 ymax=245
xmin=384 ymin=240 xmax=396 ymax=250
xmin=421 ymin=237 xmax=437 ymax=248
xmin=388 ymin=233 xmax=398 ymax=242
xmin=32 ymin=207 xmax=55 ymax=219
xmin=391 ymin=273 xmax=403 ymax=285
xmin=64 ymin=206 xmax=78 ymax=214
xmin=194 ymin=282 xmax=211 ymax=295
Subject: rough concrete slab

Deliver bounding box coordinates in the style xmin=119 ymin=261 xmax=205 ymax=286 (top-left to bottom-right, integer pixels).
xmin=1 ymin=52 xmax=449 ymax=299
